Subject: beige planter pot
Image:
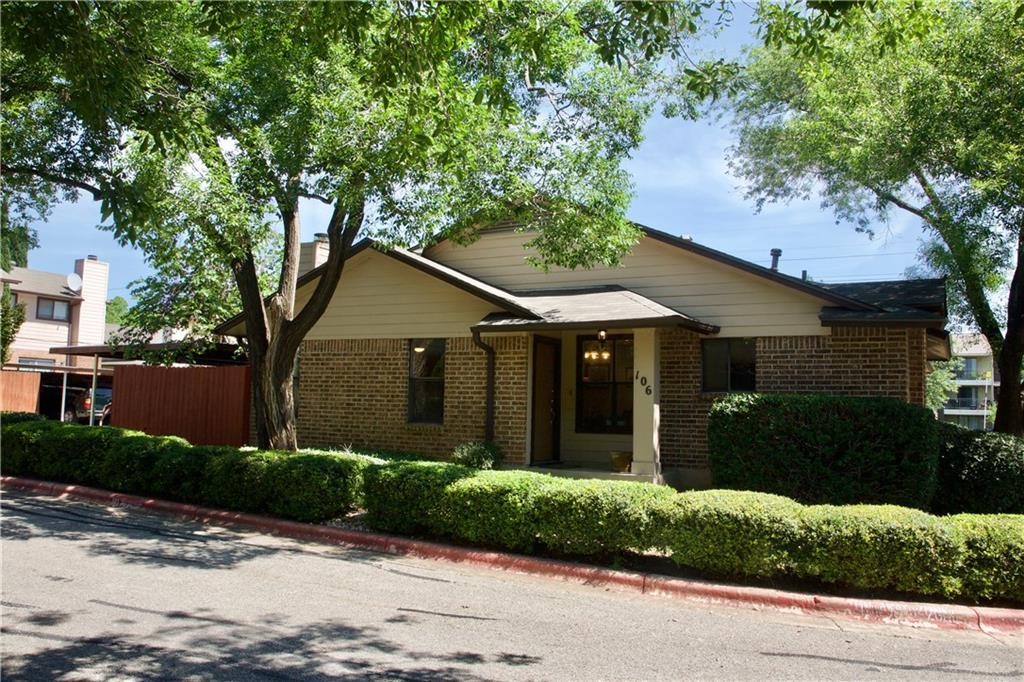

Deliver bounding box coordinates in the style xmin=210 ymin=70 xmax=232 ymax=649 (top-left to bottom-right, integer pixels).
xmin=610 ymin=450 xmax=633 ymax=473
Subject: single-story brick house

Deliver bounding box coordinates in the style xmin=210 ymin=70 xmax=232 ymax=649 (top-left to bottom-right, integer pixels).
xmin=218 ymin=224 xmax=950 ymax=488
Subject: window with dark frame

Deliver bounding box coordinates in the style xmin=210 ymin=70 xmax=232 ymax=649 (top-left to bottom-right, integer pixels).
xmin=702 ymin=338 xmax=756 ymax=392
xmin=408 ymin=338 xmax=445 ymax=424
xmin=36 ymin=297 xmax=70 ymax=322
xmin=576 ymin=334 xmax=633 ymax=434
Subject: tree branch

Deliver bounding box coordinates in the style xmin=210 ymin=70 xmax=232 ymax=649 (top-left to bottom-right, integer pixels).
xmin=299 ymin=191 xmax=332 ymax=205
xmin=286 ymin=177 xmax=366 ymax=344
xmin=911 ymin=168 xmax=1005 ymax=351
xmin=277 ymin=177 xmax=302 ymax=318
xmin=869 ymin=186 xmax=928 ymax=221
xmin=232 ymin=250 xmax=269 ymax=354
xmin=1 ymin=163 xmax=105 ymax=199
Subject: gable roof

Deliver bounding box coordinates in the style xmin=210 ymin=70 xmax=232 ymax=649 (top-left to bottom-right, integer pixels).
xmin=215 ymin=239 xmax=539 ymax=335
xmin=383 ymin=246 xmax=536 ymax=318
xmin=8 ymin=266 xmax=83 ymax=301
xmin=432 ymin=223 xmax=950 ymax=329
xmin=636 ymin=225 xmax=881 ymax=311
xmin=426 ymin=222 xmax=884 ymax=311
xmin=218 ymin=228 xmax=948 ymax=337
xmin=473 ymin=285 xmax=719 ymax=334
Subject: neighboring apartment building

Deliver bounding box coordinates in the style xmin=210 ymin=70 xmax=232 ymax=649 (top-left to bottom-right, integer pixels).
xmin=3 ymin=255 xmax=109 ymax=368
xmin=939 ymin=332 xmax=999 ymax=431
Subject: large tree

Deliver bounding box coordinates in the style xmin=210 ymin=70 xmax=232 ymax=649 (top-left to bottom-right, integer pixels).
xmin=729 ymin=0 xmax=1024 ymax=434
xmin=0 ymin=191 xmax=42 ymax=363
xmin=2 ymin=1 xmax=722 ymax=448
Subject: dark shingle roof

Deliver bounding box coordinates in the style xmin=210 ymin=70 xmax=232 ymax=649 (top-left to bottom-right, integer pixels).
xmin=474 ymin=285 xmax=719 ymax=334
xmin=816 ymin=278 xmax=947 ymax=328
xmin=819 ymin=279 xmax=946 ymax=313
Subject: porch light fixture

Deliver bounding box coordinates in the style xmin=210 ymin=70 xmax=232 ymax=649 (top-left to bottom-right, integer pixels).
xmin=413 ymin=344 xmax=426 ymax=353
xmin=584 ymin=329 xmax=612 ymax=361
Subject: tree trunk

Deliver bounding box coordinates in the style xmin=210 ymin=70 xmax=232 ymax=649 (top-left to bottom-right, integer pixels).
xmin=993 ymin=345 xmax=1023 ymax=435
xmin=251 ymin=337 xmax=299 ymax=450
xmin=239 ymin=189 xmax=365 ymax=451
xmin=993 ymin=231 xmax=1024 ymax=435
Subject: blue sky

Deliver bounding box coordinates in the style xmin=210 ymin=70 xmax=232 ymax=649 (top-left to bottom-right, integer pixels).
xmin=25 ymin=7 xmax=927 ymax=300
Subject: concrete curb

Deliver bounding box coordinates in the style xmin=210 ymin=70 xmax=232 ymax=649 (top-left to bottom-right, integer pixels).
xmin=4 ymin=476 xmax=1021 ymax=635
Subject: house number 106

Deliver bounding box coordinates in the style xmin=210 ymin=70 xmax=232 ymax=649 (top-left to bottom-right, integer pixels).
xmin=635 ymin=372 xmax=653 ymax=395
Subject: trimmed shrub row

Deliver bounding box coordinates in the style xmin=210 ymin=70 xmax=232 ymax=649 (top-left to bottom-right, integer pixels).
xmin=366 ymin=462 xmax=1023 ymax=602
xmin=708 ymin=394 xmax=940 ymax=509
xmin=364 ymin=462 xmax=675 ymax=555
xmin=651 ymin=491 xmax=1022 ymax=600
xmin=935 ymin=422 xmax=1024 ymax=515
xmin=2 ymin=416 xmax=1021 ymax=602
xmin=1 ymin=421 xmax=371 ymax=522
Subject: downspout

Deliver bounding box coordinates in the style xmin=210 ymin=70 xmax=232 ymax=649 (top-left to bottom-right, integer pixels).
xmin=471 ymin=328 xmax=496 ymax=443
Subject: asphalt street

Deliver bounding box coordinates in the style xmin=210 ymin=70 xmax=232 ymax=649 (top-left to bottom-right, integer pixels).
xmin=1 ymin=489 xmax=1021 ymax=681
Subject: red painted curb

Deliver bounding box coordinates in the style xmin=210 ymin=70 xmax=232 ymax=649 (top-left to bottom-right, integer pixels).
xmin=3 ymin=476 xmax=1022 ymax=635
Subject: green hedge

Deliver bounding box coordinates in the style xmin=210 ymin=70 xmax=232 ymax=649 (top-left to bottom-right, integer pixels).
xmin=708 ymin=393 xmax=939 ymax=509
xmin=651 ymin=492 xmax=1023 ymax=601
xmin=364 ymin=462 xmax=675 ymax=555
xmin=365 ymin=460 xmax=1023 ymax=601
xmin=1 ymin=420 xmax=371 ymax=523
xmin=3 ymin=414 xmax=1021 ymax=602
xmin=935 ymin=423 xmax=1024 ymax=515
xmin=649 ymin=490 xmax=804 ymax=577
xmin=0 ymin=411 xmax=47 ymax=425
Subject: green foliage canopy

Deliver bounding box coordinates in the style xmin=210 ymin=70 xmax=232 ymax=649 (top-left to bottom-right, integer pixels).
xmin=1 ymin=1 xmax=724 ymax=447
xmin=729 ymin=0 xmax=1024 ymax=433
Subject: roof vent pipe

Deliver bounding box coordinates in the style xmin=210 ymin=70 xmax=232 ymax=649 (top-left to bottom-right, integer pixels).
xmin=802 ymin=270 xmax=808 ymax=281
xmin=770 ymin=248 xmax=782 ymax=271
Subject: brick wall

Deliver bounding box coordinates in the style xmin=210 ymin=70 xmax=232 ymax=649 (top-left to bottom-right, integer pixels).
xmin=296 ymin=335 xmax=529 ymax=463
xmin=659 ymin=326 xmax=930 ymax=473
xmin=658 ymin=328 xmax=711 ymax=470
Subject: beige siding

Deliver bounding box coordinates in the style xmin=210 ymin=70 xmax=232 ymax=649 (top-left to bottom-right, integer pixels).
xmin=10 ymin=293 xmax=73 ymax=356
xmin=72 ymin=258 xmax=109 ymax=346
xmin=425 ymin=230 xmax=829 ymax=337
xmin=297 ymin=250 xmax=503 ymax=339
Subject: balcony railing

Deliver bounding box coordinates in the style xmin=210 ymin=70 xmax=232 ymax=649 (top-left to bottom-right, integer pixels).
xmin=944 ymin=398 xmax=988 ymax=410
xmin=955 ymin=370 xmax=992 ymax=381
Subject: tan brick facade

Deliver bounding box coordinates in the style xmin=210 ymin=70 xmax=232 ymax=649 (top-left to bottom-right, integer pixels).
xmin=296 ymin=335 xmax=529 ymax=464
xmin=295 ymin=326 xmax=927 ymax=476
xmin=658 ymin=326 xmax=929 ymax=472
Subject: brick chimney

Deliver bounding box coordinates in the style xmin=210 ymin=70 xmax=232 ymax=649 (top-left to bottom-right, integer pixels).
xmin=298 ymin=233 xmax=330 ymax=275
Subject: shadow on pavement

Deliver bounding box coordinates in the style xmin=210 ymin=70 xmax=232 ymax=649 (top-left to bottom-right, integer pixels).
xmin=2 ymin=495 xmax=284 ymax=571
xmin=2 ymin=603 xmax=540 ymax=681
xmin=760 ymin=651 xmax=1021 ymax=678
xmin=1 ymin=493 xmax=545 ymax=679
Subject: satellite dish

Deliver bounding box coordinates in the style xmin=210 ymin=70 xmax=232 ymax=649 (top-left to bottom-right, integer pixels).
xmin=66 ymin=273 xmax=83 ymax=293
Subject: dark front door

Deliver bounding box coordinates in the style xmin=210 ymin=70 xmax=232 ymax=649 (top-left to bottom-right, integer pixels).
xmin=531 ymin=336 xmax=561 ymax=464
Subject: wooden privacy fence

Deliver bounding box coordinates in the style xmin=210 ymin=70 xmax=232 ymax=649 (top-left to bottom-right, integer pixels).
xmin=0 ymin=370 xmax=41 ymax=413
xmin=111 ymin=365 xmax=251 ymax=446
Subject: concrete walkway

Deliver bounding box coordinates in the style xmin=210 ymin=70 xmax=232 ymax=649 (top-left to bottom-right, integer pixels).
xmin=2 ymin=490 xmax=1021 ymax=680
